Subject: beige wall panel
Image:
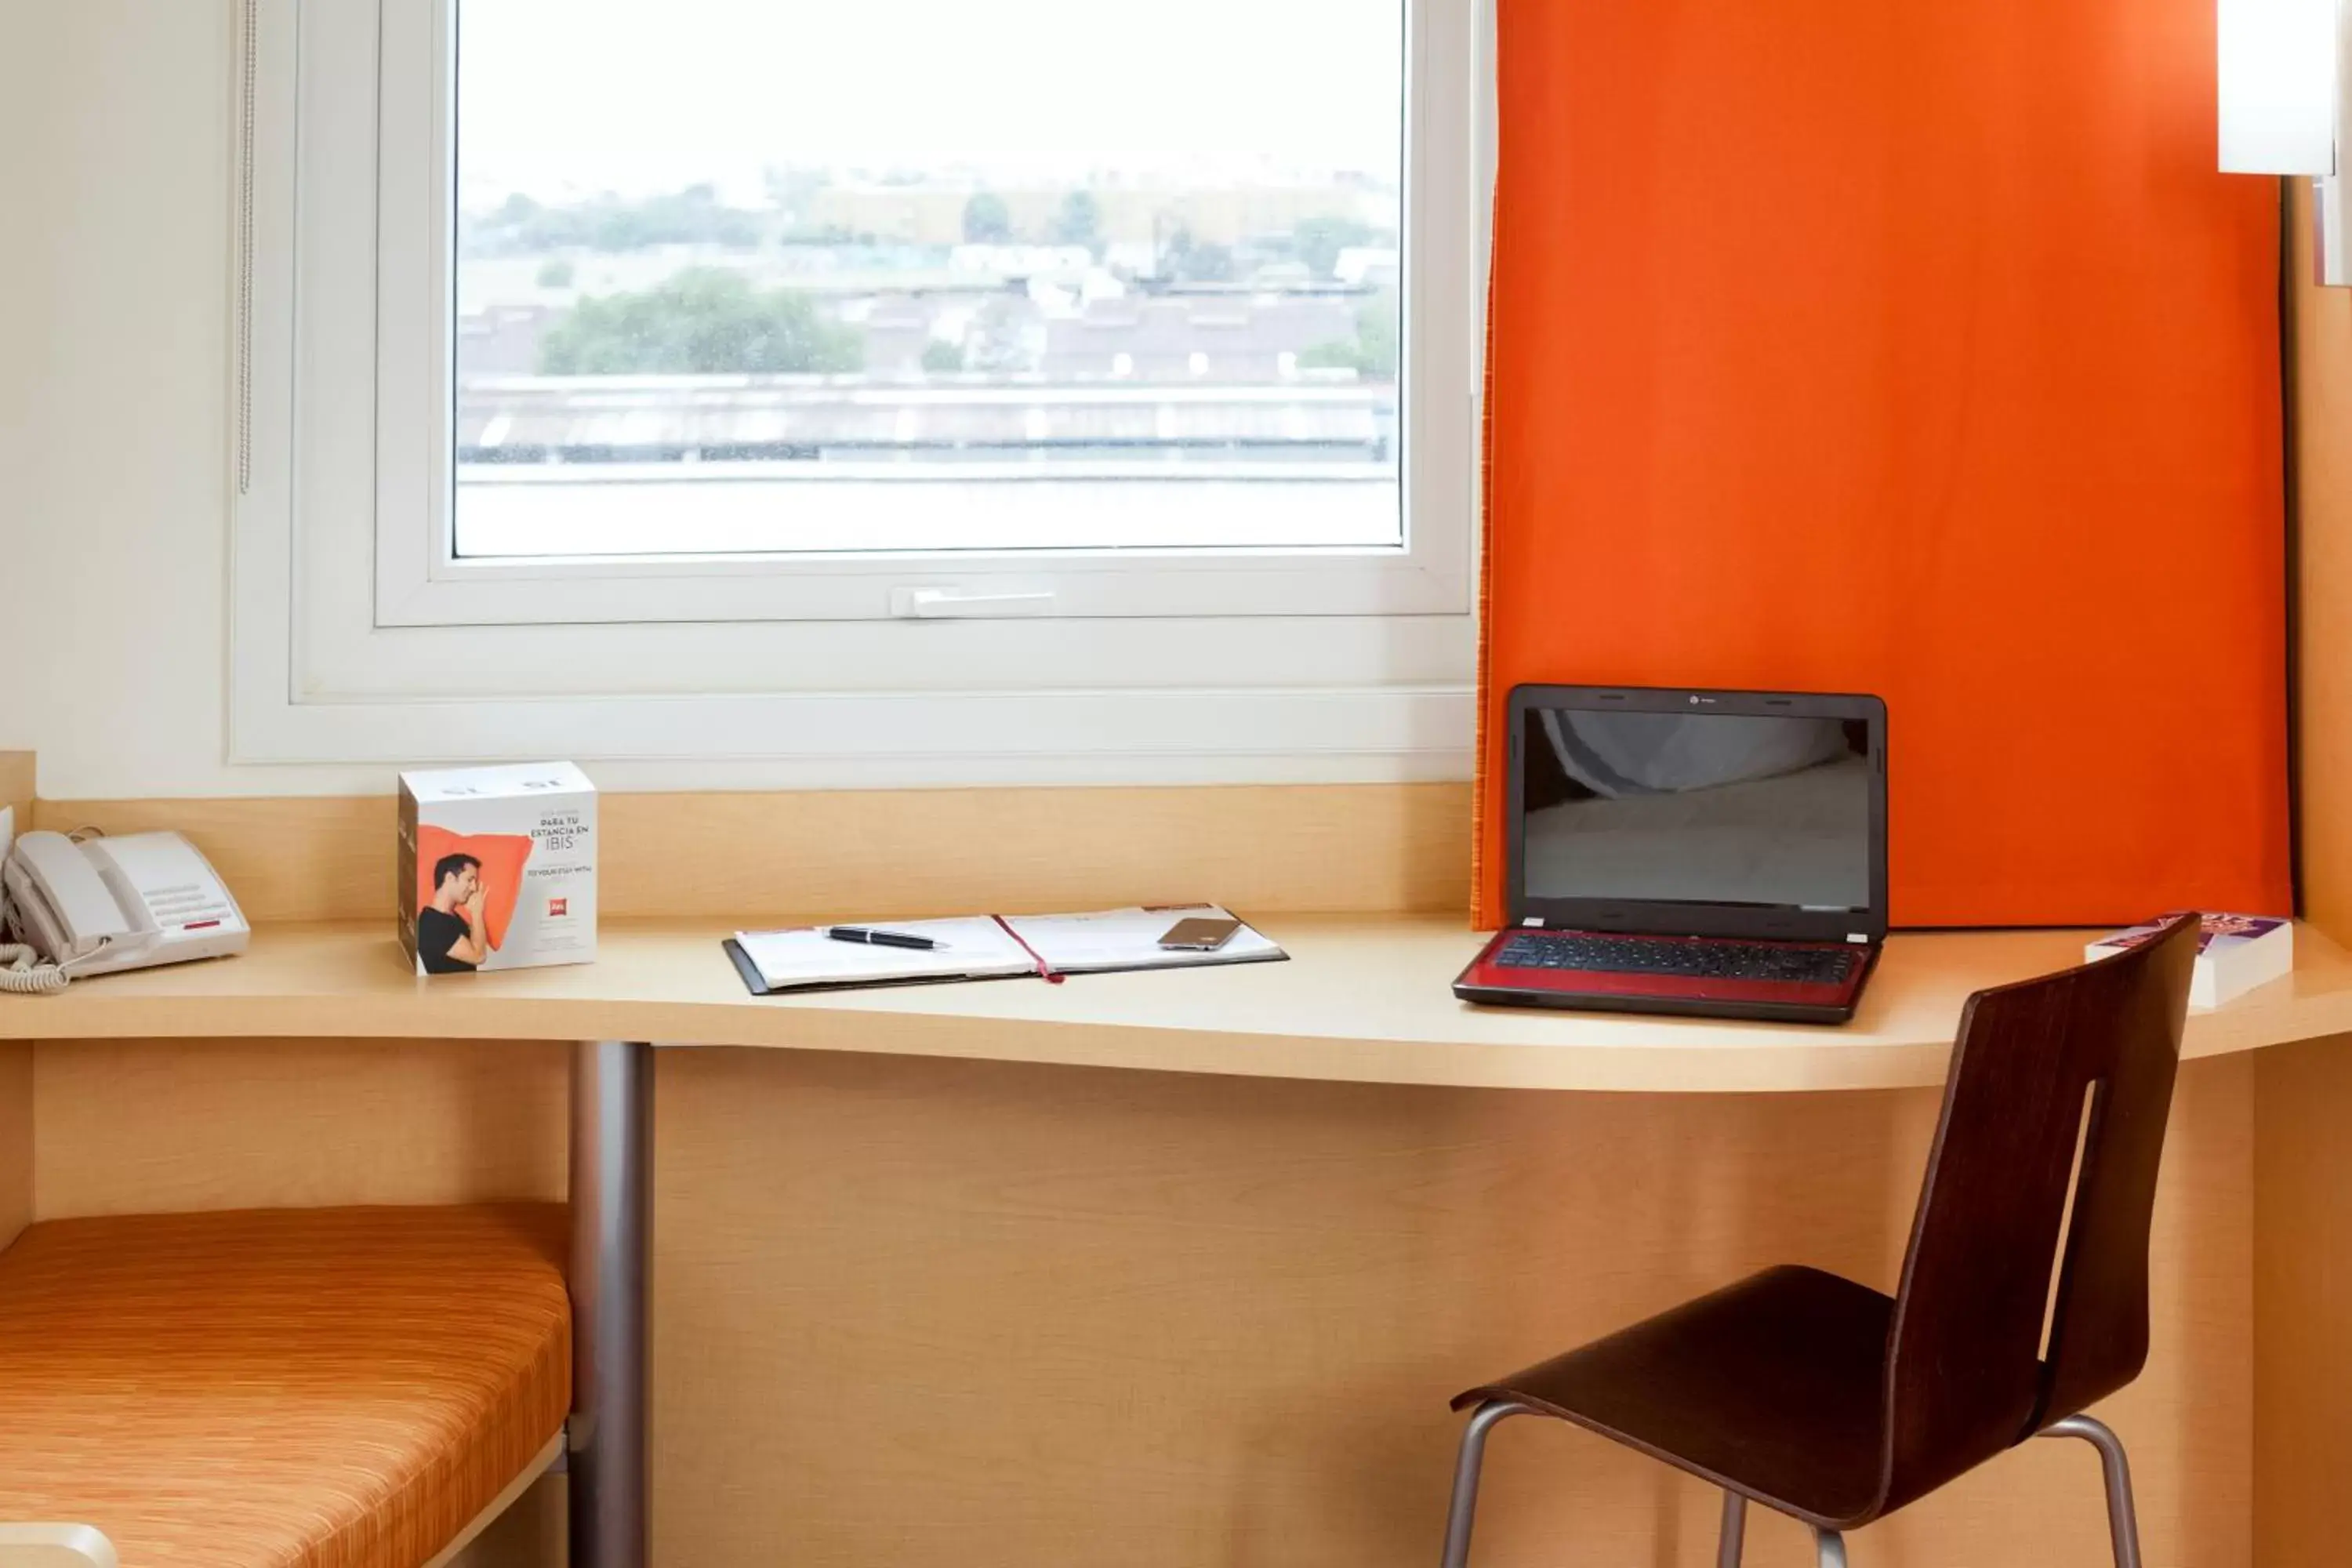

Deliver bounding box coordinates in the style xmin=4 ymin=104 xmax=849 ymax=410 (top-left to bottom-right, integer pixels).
xmin=0 ymin=1044 xmax=27 ymax=1252
xmin=31 ymin=1038 xmax=566 ymax=1220
xmin=38 ymin=782 xmax=1473 ymax=926
xmin=652 ymin=1049 xmax=2249 ymax=1568
xmin=2254 ymin=1033 xmax=2352 ymax=1568
xmin=2292 ymin=183 xmax=2352 ymax=940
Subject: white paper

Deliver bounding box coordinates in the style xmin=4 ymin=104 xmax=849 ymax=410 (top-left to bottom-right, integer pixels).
xmin=733 ymin=916 xmax=1033 ymax=989
xmin=1001 ymin=905 xmax=1284 ymax=973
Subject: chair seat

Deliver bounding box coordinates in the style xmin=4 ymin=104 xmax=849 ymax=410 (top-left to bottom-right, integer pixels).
xmin=1454 ymin=1264 xmax=1893 ymax=1528
xmin=0 ymin=1204 xmax=571 ymax=1568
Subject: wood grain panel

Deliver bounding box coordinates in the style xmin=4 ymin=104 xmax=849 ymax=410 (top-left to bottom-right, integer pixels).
xmin=35 ymin=782 xmax=1472 ymax=926
xmin=435 ymin=1461 xmax=563 ymax=1568
xmin=2291 ymin=182 xmax=2352 ymax=940
xmin=30 ymin=1038 xmax=566 ymax=1221
xmin=17 ymin=1035 xmax=2246 ymax=1566
xmin=2253 ymin=1033 xmax=2352 ymax=1568
xmin=0 ymin=1044 xmax=27 ymax=1253
xmin=442 ymin=1475 xmax=561 ymax=1568
xmin=599 ymin=782 xmax=1472 ymax=922
xmin=2 ymin=757 xmax=38 ymax=1251
xmin=652 ymin=1048 xmax=2249 ymax=1568
xmin=0 ymin=753 xmax=32 ymax=833
xmin=32 ymin=793 xmax=394 ymax=925
xmin=2263 ymin=180 xmax=2352 ymax=1568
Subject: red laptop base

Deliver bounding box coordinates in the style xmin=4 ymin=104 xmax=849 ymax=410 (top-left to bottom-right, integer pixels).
xmin=1453 ymin=929 xmax=1878 ymax=1025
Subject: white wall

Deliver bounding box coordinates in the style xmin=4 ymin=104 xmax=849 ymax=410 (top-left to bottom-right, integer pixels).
xmin=0 ymin=3 xmax=377 ymax=799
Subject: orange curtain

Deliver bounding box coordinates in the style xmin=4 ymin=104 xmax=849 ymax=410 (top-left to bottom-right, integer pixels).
xmin=1474 ymin=0 xmax=2291 ymax=930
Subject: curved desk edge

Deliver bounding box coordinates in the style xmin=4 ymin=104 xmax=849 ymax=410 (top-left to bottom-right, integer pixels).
xmin=3 ymin=917 xmax=2346 ymax=1094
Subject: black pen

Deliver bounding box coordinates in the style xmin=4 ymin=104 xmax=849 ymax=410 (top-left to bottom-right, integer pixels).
xmin=826 ymin=926 xmax=940 ymax=951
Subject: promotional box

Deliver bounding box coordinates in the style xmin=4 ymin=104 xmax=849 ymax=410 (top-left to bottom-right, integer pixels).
xmin=397 ymin=762 xmax=597 ymax=975
xmin=2086 ymin=911 xmax=2292 ymax=1010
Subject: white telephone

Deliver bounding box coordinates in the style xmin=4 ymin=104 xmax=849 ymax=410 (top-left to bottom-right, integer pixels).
xmin=0 ymin=814 xmax=249 ymax=995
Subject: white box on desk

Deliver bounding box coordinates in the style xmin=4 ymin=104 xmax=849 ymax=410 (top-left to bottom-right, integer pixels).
xmin=397 ymin=762 xmax=597 ymax=975
xmin=2085 ymin=913 xmax=2292 ymax=1010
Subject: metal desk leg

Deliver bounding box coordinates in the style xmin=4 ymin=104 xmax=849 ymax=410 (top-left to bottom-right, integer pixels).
xmin=571 ymin=1040 xmax=653 ymax=1568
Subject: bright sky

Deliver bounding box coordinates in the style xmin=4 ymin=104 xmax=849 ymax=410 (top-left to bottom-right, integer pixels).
xmin=458 ymin=0 xmax=1405 ymax=201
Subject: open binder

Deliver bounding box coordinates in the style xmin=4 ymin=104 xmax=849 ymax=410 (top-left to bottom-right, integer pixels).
xmin=722 ymin=905 xmax=1286 ymax=996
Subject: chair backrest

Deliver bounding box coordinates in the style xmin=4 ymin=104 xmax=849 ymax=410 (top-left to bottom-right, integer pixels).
xmin=1875 ymin=914 xmax=2198 ymax=1515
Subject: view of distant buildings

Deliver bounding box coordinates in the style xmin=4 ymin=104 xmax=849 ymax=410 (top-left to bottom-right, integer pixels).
xmin=455 ymin=170 xmax=1402 ymax=474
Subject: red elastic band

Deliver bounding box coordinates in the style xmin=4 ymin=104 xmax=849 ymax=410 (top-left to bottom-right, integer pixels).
xmin=992 ymin=915 xmax=1065 ymax=984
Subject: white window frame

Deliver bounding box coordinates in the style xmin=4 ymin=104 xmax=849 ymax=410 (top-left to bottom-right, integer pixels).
xmin=230 ymin=0 xmax=1493 ymax=781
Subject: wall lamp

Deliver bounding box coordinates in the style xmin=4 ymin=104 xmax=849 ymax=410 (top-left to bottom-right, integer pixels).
xmin=2222 ymin=0 xmax=2351 ymax=281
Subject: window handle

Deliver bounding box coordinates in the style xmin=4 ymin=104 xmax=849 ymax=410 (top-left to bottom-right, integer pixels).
xmin=889 ymin=587 xmax=1058 ymax=619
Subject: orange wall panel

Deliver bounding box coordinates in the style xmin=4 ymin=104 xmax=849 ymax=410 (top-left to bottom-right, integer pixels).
xmin=1475 ymin=0 xmax=2291 ymax=929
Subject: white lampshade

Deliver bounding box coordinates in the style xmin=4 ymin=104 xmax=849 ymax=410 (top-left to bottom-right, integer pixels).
xmin=2219 ymin=0 xmax=2339 ymax=174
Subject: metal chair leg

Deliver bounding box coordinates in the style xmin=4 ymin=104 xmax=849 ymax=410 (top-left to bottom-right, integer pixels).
xmin=1717 ymin=1490 xmax=1748 ymax=1567
xmin=2039 ymin=1414 xmax=2143 ymax=1568
xmin=1437 ymin=1400 xmax=1537 ymax=1568
xmin=1814 ymin=1528 xmax=1848 ymax=1568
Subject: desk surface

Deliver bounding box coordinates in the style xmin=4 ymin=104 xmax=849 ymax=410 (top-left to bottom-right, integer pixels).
xmin=6 ymin=917 xmax=2348 ymax=1092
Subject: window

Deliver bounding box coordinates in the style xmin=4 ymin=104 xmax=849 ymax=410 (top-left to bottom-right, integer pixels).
xmin=232 ymin=0 xmax=1486 ymax=777
xmin=452 ymin=0 xmax=1406 ymax=561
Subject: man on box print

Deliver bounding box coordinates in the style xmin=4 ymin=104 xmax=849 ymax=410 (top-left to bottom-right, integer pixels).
xmin=417 ymin=852 xmax=490 ymax=973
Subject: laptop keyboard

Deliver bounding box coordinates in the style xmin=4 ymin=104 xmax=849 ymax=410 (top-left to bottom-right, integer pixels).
xmin=1494 ymin=931 xmax=1859 ymax=986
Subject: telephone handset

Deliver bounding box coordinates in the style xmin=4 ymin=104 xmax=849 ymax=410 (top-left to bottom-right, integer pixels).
xmin=1 ymin=828 xmax=249 ymax=994
xmin=10 ymin=831 xmax=146 ymax=956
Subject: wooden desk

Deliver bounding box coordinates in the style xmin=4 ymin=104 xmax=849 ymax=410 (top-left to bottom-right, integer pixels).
xmin=5 ymin=915 xmax=2330 ymax=1568
xmin=7 ymin=916 xmax=2348 ymax=1092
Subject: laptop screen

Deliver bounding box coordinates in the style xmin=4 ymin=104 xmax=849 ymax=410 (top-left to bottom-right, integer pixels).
xmin=1520 ymin=706 xmax=1875 ymax=913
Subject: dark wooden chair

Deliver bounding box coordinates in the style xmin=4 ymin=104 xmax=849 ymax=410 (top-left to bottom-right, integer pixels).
xmin=1436 ymin=913 xmax=2199 ymax=1568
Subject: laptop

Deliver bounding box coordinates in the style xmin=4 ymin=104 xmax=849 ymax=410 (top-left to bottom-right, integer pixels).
xmin=1454 ymin=684 xmax=1888 ymax=1025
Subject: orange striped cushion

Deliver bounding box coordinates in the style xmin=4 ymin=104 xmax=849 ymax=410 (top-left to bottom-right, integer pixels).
xmin=0 ymin=1205 xmax=571 ymax=1568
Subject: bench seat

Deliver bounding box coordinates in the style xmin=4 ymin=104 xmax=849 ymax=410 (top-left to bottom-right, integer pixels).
xmin=0 ymin=1205 xmax=570 ymax=1568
